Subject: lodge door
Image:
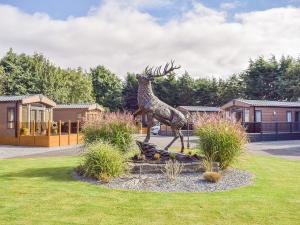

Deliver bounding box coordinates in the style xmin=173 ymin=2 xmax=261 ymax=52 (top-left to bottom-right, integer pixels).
xmin=295 ymin=112 xmax=300 ymax=122
xmin=30 ymin=109 xmax=44 ymax=134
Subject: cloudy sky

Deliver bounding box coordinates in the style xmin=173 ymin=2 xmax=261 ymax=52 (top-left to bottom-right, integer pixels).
xmin=0 ymin=0 xmax=300 ymax=78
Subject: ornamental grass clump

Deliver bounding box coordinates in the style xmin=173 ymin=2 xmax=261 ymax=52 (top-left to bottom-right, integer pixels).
xmin=83 ymin=112 xmax=137 ymax=152
xmin=203 ymin=172 xmax=222 ymax=183
xmin=80 ymin=141 xmax=127 ymax=180
xmin=195 ymin=114 xmax=248 ymax=169
xmin=162 ymin=160 xmax=183 ymax=181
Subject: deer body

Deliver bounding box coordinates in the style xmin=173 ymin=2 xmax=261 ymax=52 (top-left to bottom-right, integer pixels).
xmin=134 ymin=61 xmax=187 ymax=152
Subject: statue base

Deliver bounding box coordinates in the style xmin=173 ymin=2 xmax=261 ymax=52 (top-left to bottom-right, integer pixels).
xmin=135 ymin=140 xmax=202 ymax=163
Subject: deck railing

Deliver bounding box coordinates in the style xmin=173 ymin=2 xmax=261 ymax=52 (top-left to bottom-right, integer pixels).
xmin=242 ymin=122 xmax=300 ymax=134
xmin=19 ymin=120 xmax=82 ymax=136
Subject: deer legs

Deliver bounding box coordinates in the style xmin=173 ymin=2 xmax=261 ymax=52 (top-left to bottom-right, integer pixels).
xmin=178 ymin=129 xmax=184 ymax=153
xmin=144 ymin=113 xmax=154 ymax=143
xmin=164 ymin=128 xmax=185 ymax=153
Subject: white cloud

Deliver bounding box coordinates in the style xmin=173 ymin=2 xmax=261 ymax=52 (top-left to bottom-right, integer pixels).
xmin=0 ymin=2 xmax=299 ymax=79
xmin=220 ymin=1 xmax=241 ymax=10
xmin=112 ymin=0 xmax=172 ymax=8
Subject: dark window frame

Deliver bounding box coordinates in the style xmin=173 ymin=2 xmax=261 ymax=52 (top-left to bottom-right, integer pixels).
xmin=7 ymin=107 xmax=16 ymax=129
xmin=254 ymin=110 xmax=262 ymax=123
xmin=286 ymin=111 xmax=292 ymax=122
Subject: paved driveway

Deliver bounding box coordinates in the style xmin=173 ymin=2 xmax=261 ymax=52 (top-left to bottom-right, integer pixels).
xmin=137 ymin=135 xmax=300 ymax=160
xmin=246 ymin=140 xmax=300 ymax=160
xmin=0 ymin=135 xmax=299 ymax=160
xmin=0 ymin=145 xmax=84 ymax=159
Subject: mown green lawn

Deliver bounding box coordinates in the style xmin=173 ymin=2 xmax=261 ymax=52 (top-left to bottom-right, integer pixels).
xmin=0 ymin=154 xmax=299 ymax=225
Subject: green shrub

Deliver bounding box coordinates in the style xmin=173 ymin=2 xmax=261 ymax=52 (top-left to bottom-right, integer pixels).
xmin=83 ymin=112 xmax=136 ymax=152
xmin=81 ymin=141 xmax=127 ymax=180
xmin=169 ymin=153 xmax=176 ymax=160
xmin=195 ymin=114 xmax=248 ymax=169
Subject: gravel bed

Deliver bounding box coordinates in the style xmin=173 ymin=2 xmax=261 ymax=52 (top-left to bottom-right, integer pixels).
xmin=74 ymin=168 xmax=253 ymax=192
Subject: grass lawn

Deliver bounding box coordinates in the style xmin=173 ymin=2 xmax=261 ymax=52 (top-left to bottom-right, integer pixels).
xmin=0 ymin=154 xmax=299 ymax=225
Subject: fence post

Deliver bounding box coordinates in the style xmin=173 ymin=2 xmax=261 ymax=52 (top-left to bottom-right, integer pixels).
xmin=290 ymin=122 xmax=293 ymax=133
xmin=33 ymin=120 xmax=36 ymax=145
xmin=48 ymin=120 xmax=51 ymax=136
xmin=17 ymin=121 xmax=21 ymax=145
xmin=275 ymin=122 xmax=278 ymax=140
xmin=68 ymin=120 xmax=71 ymax=145
xmin=58 ymin=120 xmax=61 ymax=146
xmin=77 ymin=120 xmax=79 ymax=144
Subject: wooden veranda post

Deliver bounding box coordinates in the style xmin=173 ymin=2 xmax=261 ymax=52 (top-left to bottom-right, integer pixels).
xmin=33 ymin=120 xmax=36 ymax=145
xmin=48 ymin=120 xmax=51 ymax=136
xmin=17 ymin=121 xmax=21 ymax=145
xmin=58 ymin=120 xmax=61 ymax=146
xmin=33 ymin=120 xmax=35 ymax=136
xmin=77 ymin=120 xmax=80 ymax=144
xmin=68 ymin=120 xmax=71 ymax=145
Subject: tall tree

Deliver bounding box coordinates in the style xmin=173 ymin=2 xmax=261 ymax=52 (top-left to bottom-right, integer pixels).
xmin=194 ymin=78 xmax=218 ymax=106
xmin=175 ymin=72 xmax=195 ymax=106
xmin=153 ymin=73 xmax=178 ymax=106
xmin=90 ymin=65 xmax=122 ymax=111
xmin=0 ymin=49 xmax=95 ymax=103
xmin=0 ymin=66 xmax=4 ymax=95
xmin=122 ymin=73 xmax=138 ymax=112
xmin=218 ymin=74 xmax=244 ymax=105
xmin=280 ymin=57 xmax=300 ymax=101
xmin=276 ymin=56 xmax=295 ymax=101
xmin=242 ymin=56 xmax=280 ymax=100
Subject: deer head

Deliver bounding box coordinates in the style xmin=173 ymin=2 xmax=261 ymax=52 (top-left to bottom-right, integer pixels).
xmin=137 ymin=60 xmax=181 ymax=84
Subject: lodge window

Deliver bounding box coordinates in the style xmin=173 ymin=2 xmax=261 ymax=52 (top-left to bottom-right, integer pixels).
xmin=255 ymin=110 xmax=262 ymax=123
xmin=7 ymin=108 xmax=15 ymax=129
xmin=244 ymin=109 xmax=250 ymax=122
xmin=287 ymin=111 xmax=292 ymax=122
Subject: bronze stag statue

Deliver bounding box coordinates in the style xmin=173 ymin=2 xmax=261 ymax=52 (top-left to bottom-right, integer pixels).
xmin=133 ymin=60 xmax=188 ymax=152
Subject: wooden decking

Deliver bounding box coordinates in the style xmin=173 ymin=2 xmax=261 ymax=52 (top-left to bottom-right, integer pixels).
xmin=0 ymin=120 xmax=83 ymax=147
xmin=0 ymin=133 xmax=83 ymax=147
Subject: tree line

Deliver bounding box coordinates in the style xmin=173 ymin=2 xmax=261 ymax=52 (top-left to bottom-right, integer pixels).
xmin=0 ymin=49 xmax=300 ymax=112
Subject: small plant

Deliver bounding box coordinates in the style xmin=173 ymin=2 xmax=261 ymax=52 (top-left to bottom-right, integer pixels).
xmin=51 ymin=128 xmax=58 ymax=135
xmin=98 ymin=173 xmax=111 ymax=183
xmin=162 ymin=160 xmax=183 ymax=181
xmin=202 ymin=152 xmax=217 ymax=172
xmin=132 ymin=153 xmax=146 ymax=161
xmin=153 ymin=153 xmax=161 ymax=160
xmin=80 ymin=141 xmax=127 ymax=180
xmin=20 ymin=128 xmax=29 ymax=135
xmin=140 ymin=154 xmax=146 ymax=161
xmin=169 ymin=153 xmax=176 ymax=160
xmin=203 ymin=172 xmax=222 ymax=183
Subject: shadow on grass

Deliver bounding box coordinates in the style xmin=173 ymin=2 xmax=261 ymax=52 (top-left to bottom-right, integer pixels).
xmin=1 ymin=166 xmax=75 ymax=182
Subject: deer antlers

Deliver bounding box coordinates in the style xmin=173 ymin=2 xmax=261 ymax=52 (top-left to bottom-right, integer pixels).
xmin=145 ymin=60 xmax=181 ymax=78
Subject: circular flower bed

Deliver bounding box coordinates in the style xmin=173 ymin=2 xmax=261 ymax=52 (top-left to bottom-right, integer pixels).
xmin=74 ymin=168 xmax=253 ymax=192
